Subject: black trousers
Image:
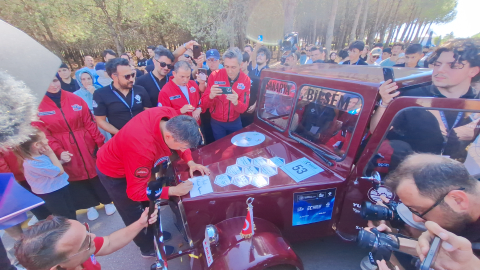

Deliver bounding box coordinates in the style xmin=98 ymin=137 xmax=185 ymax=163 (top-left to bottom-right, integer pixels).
xmin=96 ymin=167 xmax=154 ymax=253
xmin=241 ymin=112 xmax=255 ymax=128
xmin=0 ymin=238 xmax=15 ymax=270
xmin=36 ymin=185 xmax=77 ymax=220
xmin=200 ymin=110 xmax=215 ymax=145
xmin=68 ymin=176 xmax=112 ymax=210
xmin=18 ymin=181 xmax=52 ymax=220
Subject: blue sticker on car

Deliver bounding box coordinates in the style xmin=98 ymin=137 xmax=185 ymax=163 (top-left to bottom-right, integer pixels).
xmin=292 ymin=188 xmax=336 ymax=226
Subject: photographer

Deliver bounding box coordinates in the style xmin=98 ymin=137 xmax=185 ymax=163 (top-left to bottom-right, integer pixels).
xmin=364 ymin=153 xmax=480 ymax=269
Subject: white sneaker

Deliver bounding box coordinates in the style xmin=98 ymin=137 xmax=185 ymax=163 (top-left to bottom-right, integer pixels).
xmin=104 ymin=204 xmax=116 ymax=215
xmin=87 ymin=207 xmax=99 ymax=221
xmin=28 ymin=216 xmax=39 ymax=226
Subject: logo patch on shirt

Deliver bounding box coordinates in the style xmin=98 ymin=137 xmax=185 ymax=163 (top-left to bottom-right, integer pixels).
xmin=189 ymin=87 xmax=196 ymax=93
xmin=90 ymin=254 xmax=97 ymax=265
xmin=158 ymin=102 xmax=162 ymax=107
xmin=92 ymin=100 xmax=98 ymax=108
xmin=154 ymin=156 xmax=170 ymax=167
xmin=237 ymin=83 xmax=245 ymax=90
xmin=38 ymin=110 xmax=56 ymax=116
xmin=134 ymin=167 xmax=150 ymax=178
xmin=135 ymin=94 xmax=142 ymax=104
xmin=170 ymin=95 xmax=181 ymax=100
xmin=214 ymin=81 xmax=226 ymax=85
xmin=71 ymin=104 xmax=82 ymax=111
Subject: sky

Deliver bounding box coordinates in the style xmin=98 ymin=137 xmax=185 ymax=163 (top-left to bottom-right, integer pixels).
xmin=430 ymin=0 xmax=480 ymax=38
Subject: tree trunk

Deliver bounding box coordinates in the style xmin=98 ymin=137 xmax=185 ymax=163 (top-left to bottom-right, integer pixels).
xmin=384 ymin=0 xmax=402 ymax=46
xmin=406 ymin=22 xmax=418 ymax=44
xmin=283 ymin=0 xmax=297 ymax=34
xmin=325 ymin=0 xmax=339 ymax=55
xmin=94 ymin=0 xmax=125 ymax=53
xmin=349 ymin=0 xmax=364 ymax=43
xmin=393 ymin=24 xmax=402 ymax=42
xmin=358 ymin=0 xmax=369 ymax=41
xmin=412 ymin=19 xmax=425 ymax=43
xmin=379 ymin=0 xmax=396 ymax=45
xmin=372 ymin=0 xmax=388 ymax=45
xmin=400 ymin=5 xmax=416 ymax=42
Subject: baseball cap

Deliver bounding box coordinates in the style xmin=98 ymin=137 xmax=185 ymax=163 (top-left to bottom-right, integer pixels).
xmin=95 ymin=62 xmax=106 ymax=71
xmin=59 ymin=63 xmax=69 ymax=69
xmin=371 ymin=48 xmax=382 ymax=56
xmin=206 ymin=49 xmax=220 ymax=60
xmin=396 ymin=203 xmax=427 ymax=231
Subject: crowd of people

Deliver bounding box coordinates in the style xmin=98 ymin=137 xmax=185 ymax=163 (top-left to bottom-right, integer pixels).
xmin=0 ymin=36 xmax=479 ymax=270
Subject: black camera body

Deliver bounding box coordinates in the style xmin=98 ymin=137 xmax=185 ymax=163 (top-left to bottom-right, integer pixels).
xmin=279 ymin=32 xmax=298 ymax=65
xmin=357 ymin=228 xmax=400 ymax=265
xmin=360 ymin=201 xmax=405 ymax=229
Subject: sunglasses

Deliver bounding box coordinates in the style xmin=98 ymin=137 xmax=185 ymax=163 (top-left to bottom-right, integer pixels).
xmin=407 ymin=187 xmax=465 ymax=219
xmin=116 ymin=72 xmax=136 ymax=80
xmin=155 ymin=58 xmax=174 ymax=69
xmin=65 ymin=223 xmax=92 ymax=260
xmin=372 ymin=55 xmax=379 ymax=59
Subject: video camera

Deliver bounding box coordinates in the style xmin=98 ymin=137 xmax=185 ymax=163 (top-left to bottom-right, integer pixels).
xmin=279 ymin=32 xmax=298 ymax=65
xmin=360 ymin=201 xmax=405 ymax=229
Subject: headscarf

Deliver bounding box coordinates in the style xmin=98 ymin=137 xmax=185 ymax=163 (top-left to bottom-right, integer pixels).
xmin=74 ymin=68 xmax=100 ymax=112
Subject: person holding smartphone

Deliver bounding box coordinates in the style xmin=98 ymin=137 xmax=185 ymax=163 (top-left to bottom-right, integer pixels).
xmin=201 ymin=47 xmax=251 ymax=140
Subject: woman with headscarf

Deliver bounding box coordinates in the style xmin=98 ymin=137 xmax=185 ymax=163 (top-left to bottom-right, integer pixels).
xmin=35 ymin=76 xmax=116 ymax=221
xmin=74 ymin=68 xmax=112 ymax=142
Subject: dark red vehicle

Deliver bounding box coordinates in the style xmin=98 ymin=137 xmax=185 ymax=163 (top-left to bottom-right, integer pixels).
xmin=156 ymin=64 xmax=480 ymax=270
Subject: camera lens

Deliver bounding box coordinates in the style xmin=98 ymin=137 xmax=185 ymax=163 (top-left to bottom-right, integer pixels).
xmin=360 ymin=201 xmax=393 ymax=220
xmin=356 ymin=229 xmax=377 ymax=249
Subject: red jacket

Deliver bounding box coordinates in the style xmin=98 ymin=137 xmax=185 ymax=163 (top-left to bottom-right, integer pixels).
xmin=0 ymin=150 xmax=25 ymax=181
xmin=96 ymin=107 xmax=193 ymax=202
xmin=157 ymin=80 xmax=201 ymax=124
xmin=201 ymin=69 xmax=251 ymax=122
xmin=35 ymin=90 xmax=105 ymax=181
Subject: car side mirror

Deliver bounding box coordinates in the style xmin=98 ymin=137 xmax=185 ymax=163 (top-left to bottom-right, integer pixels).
xmin=360 ymin=171 xmax=382 ymax=189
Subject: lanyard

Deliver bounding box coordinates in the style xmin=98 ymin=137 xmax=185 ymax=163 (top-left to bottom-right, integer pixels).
xmin=254 ymin=65 xmax=267 ymax=77
xmin=110 ymin=85 xmax=134 ymax=118
xmin=150 ymin=72 xmax=168 ymax=92
xmin=439 ymin=111 xmax=463 ymax=155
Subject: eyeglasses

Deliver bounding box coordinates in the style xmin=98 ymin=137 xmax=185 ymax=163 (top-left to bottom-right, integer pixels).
xmin=407 ymin=188 xmax=465 ymax=219
xmin=433 ymin=61 xmax=465 ymax=69
xmin=154 ymin=58 xmax=174 ymax=69
xmin=65 ymin=223 xmax=92 ymax=260
xmin=116 ymin=72 xmax=136 ymax=80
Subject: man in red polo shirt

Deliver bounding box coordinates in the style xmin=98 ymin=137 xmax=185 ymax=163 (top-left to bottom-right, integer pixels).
xmin=157 ymin=61 xmax=206 ymax=124
xmin=15 ymin=208 xmax=158 ymax=270
xmin=95 ymin=107 xmax=210 ymax=257
xmin=201 ymin=47 xmax=251 ymax=140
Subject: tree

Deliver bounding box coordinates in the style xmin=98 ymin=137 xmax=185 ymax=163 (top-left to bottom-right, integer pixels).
xmin=325 ymin=0 xmax=339 ymax=55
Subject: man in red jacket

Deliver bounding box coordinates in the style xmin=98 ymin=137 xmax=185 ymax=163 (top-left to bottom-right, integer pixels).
xmin=96 ymin=107 xmax=210 ymax=257
xmin=157 ymin=61 xmax=206 ymax=124
xmin=201 ymin=47 xmax=251 ymax=140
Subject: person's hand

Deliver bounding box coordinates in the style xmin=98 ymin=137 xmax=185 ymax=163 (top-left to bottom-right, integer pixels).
xmin=86 ymin=85 xmax=96 ymax=94
xmin=60 ymin=151 xmax=73 ymax=163
xmin=39 ymin=144 xmax=55 ymax=157
xmin=187 ymin=161 xmax=211 ymax=177
xmin=138 ymin=206 xmax=158 ymax=227
xmin=192 ymin=108 xmax=201 ymax=121
xmin=209 ymin=85 xmax=222 ymax=99
xmin=184 ymin=40 xmax=199 ymax=51
xmin=180 ymin=104 xmax=195 ymax=114
xmin=168 ymin=180 xmax=193 ymax=196
xmin=246 ymin=102 xmax=256 ymax=113
xmin=376 ymin=260 xmax=399 ymax=270
xmin=366 ymin=223 xmax=391 ymax=233
xmin=226 ymin=91 xmax=239 ymax=106
xmin=196 ymin=72 xmax=207 ymax=84
xmin=379 ymin=79 xmax=400 ymax=105
xmin=416 ymin=221 xmax=480 ymax=270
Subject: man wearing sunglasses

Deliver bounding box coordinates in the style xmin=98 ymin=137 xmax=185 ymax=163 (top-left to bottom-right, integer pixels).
xmin=380 ymin=153 xmax=480 ymax=268
xmin=135 ymin=46 xmax=175 ymax=107
xmin=93 ymin=58 xmax=152 ymax=135
xmin=15 ymin=207 xmax=158 ymax=270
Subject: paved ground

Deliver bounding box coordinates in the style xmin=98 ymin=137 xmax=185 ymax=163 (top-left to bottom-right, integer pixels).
xmin=2 ymin=205 xmax=368 ymax=270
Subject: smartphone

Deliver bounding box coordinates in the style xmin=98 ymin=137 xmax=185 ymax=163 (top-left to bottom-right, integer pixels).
xmin=198 ymin=68 xmax=207 ymax=75
xmin=419 ymin=236 xmax=442 ymax=270
xmin=193 ymin=45 xmax=202 ymax=59
xmin=383 ymin=67 xmax=395 ymax=82
xmin=219 ymin=87 xmax=232 ymax=95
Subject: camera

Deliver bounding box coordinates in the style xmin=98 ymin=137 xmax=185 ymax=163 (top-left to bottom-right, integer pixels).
xmin=357 ymin=228 xmax=400 ymax=265
xmin=360 ymin=201 xmax=405 ymax=228
xmin=279 ymin=32 xmax=298 ymax=65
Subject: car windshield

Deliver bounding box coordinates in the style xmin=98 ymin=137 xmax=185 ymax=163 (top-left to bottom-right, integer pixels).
xmin=290 ymin=85 xmax=363 ymax=158
xmin=258 ymin=78 xmax=297 ymax=130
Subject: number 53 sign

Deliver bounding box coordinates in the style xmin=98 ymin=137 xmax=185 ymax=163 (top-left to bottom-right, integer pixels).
xmin=281 ymin=157 xmax=324 ymax=182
